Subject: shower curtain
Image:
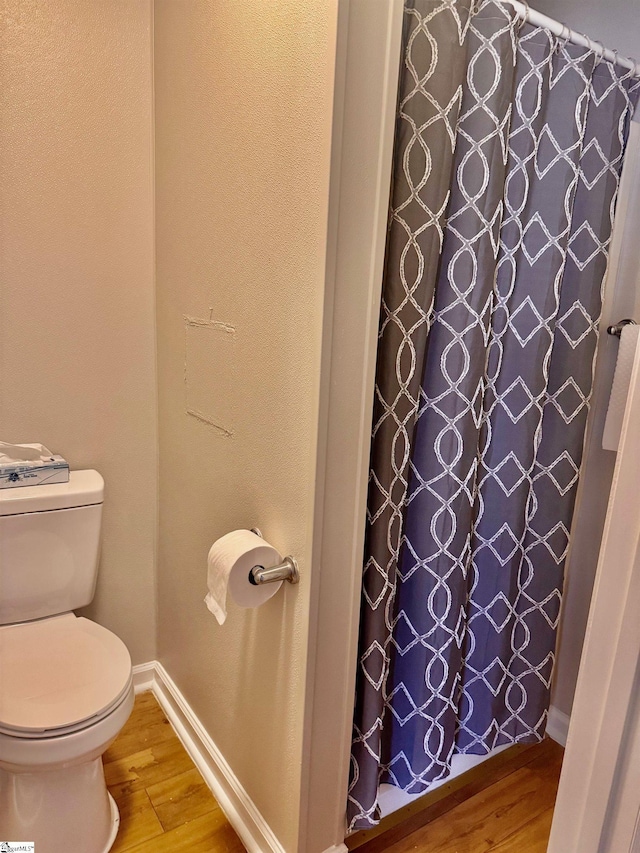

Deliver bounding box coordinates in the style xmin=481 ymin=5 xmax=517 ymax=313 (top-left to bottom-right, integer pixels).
xmin=348 ymin=0 xmax=640 ymax=831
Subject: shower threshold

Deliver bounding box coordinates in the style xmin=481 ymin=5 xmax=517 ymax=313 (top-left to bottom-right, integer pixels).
xmin=346 ymin=738 xmax=560 ymax=851
xmin=378 ymin=743 xmax=512 ymax=818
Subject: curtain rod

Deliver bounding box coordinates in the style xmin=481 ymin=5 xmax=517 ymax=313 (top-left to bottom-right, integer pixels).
xmin=501 ymin=0 xmax=640 ymax=78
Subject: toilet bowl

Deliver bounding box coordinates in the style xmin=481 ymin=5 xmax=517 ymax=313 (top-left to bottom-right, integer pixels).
xmin=0 ymin=471 xmax=135 ymax=853
xmin=0 ymin=614 xmax=134 ymax=853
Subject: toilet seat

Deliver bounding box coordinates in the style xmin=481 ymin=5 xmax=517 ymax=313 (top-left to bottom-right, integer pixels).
xmin=0 ymin=613 xmax=132 ymax=738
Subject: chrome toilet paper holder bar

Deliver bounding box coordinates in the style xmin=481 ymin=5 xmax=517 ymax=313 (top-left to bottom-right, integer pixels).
xmin=248 ymin=528 xmax=300 ymax=586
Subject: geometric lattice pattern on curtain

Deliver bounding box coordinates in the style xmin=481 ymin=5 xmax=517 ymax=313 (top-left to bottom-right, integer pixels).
xmin=348 ymin=0 xmax=639 ymax=830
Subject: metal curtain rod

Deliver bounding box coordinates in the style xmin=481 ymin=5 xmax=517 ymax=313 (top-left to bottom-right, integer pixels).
xmin=502 ymin=0 xmax=640 ymax=78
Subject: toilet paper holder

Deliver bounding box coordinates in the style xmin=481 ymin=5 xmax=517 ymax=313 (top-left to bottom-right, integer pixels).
xmin=248 ymin=528 xmax=300 ymax=586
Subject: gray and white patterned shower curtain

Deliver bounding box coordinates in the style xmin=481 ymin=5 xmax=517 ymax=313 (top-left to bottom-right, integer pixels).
xmin=348 ymin=0 xmax=639 ymax=830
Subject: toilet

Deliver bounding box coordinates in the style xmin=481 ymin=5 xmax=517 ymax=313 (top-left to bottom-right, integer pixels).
xmin=0 ymin=470 xmax=134 ymax=853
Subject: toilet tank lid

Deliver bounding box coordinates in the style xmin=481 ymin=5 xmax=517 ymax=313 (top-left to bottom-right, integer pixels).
xmin=0 ymin=470 xmax=104 ymax=516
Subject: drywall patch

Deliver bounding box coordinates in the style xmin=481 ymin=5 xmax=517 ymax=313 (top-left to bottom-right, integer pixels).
xmin=184 ymin=313 xmax=236 ymax=436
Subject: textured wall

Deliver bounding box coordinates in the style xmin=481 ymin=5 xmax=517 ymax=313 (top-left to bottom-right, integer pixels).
xmin=0 ymin=0 xmax=157 ymax=663
xmin=154 ymin=2 xmax=337 ymax=849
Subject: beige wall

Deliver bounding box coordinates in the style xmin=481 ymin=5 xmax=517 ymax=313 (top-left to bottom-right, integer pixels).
xmin=0 ymin=0 xmax=157 ymax=664
xmin=154 ymin=2 xmax=337 ymax=849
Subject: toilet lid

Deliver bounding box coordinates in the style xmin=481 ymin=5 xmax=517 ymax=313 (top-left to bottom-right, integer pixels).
xmin=0 ymin=613 xmax=132 ymax=736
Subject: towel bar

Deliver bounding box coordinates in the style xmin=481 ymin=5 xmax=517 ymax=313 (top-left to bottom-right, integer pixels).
xmin=607 ymin=318 xmax=637 ymax=337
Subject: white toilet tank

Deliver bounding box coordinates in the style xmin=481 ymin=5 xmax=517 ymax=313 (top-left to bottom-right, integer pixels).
xmin=0 ymin=470 xmax=104 ymax=625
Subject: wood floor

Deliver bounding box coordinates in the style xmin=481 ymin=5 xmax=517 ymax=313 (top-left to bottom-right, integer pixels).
xmin=105 ymin=692 xmax=562 ymax=853
xmin=104 ymin=691 xmax=245 ymax=852
xmin=348 ymin=738 xmax=564 ymax=853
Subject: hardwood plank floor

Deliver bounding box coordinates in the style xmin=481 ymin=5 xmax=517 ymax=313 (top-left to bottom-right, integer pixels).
xmin=350 ymin=739 xmax=564 ymax=853
xmin=107 ymin=693 xmax=562 ymax=853
xmin=104 ymin=691 xmax=245 ymax=852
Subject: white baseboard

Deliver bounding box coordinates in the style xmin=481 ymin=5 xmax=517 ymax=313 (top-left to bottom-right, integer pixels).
xmin=321 ymin=846 xmax=348 ymax=853
xmin=132 ymin=661 xmax=156 ymax=694
xmin=547 ymin=704 xmax=570 ymax=747
xmin=131 ymin=661 xmax=286 ymax=853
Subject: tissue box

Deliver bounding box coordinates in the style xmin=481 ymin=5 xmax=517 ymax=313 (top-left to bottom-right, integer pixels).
xmin=0 ymin=456 xmax=70 ymax=489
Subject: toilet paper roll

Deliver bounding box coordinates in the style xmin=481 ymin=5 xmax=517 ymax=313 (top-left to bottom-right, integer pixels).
xmin=603 ymin=325 xmax=640 ymax=452
xmin=204 ymin=529 xmax=283 ymax=625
